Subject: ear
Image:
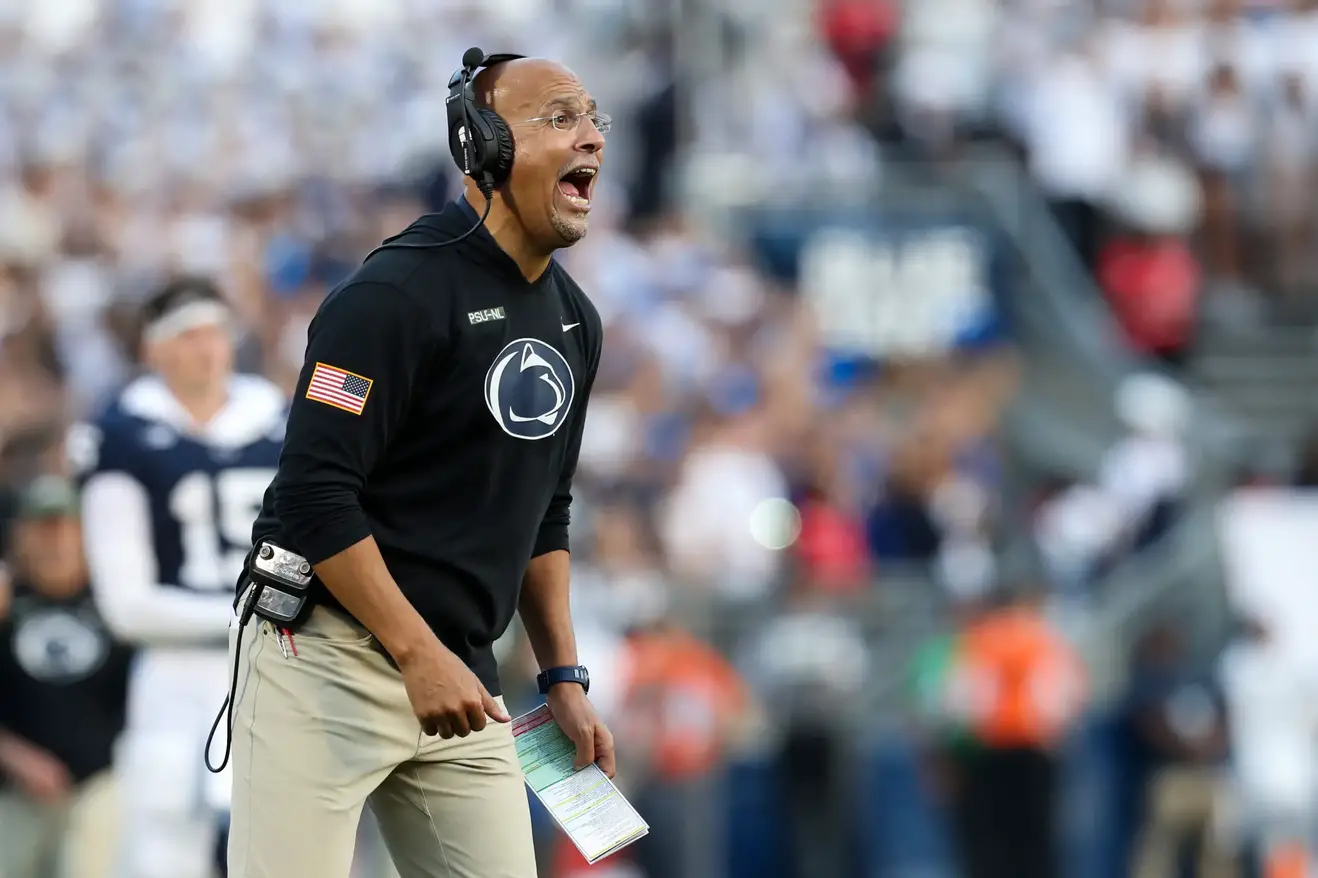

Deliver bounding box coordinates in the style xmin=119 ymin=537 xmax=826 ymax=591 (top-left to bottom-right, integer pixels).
xmin=140 ymin=337 xmax=163 ymax=371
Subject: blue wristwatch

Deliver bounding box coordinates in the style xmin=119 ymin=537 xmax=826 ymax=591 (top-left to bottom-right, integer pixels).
xmin=537 ymin=665 xmax=590 ymax=695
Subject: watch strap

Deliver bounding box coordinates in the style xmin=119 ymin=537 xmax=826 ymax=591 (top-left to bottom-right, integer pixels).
xmin=537 ymin=665 xmax=589 ymax=694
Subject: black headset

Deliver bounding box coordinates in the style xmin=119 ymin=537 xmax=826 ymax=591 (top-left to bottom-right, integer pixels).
xmin=370 ymin=47 xmax=524 ymax=255
xmin=447 ymin=46 xmax=524 ymax=195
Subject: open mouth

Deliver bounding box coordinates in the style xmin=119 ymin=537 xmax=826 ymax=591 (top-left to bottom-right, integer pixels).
xmin=557 ymin=167 xmax=597 ymax=210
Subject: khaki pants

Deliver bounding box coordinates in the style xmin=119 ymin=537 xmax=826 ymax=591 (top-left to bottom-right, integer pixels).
xmin=1132 ymin=764 xmax=1237 ymax=878
xmin=226 ymin=607 xmax=537 ymax=878
xmin=0 ymin=769 xmax=120 ymax=878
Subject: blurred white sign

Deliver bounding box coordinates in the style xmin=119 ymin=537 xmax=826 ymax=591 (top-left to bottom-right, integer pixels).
xmin=799 ymin=226 xmax=992 ymax=359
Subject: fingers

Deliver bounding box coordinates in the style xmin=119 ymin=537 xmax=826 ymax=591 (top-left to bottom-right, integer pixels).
xmin=465 ymin=681 xmax=510 ymax=733
xmin=418 ymin=681 xmax=507 ymax=740
xmin=573 ymin=725 xmax=597 ymax=770
xmin=423 ymin=715 xmax=468 ymax=739
xmin=467 ymin=700 xmax=488 ymax=734
xmin=595 ymin=724 xmax=617 ymax=778
xmin=482 ymin=686 xmax=511 ymax=723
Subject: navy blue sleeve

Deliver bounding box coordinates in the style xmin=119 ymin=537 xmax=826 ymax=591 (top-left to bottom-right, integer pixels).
xmin=273 ymin=282 xmax=439 ymax=565
xmin=67 ymin=413 xmax=121 ymax=488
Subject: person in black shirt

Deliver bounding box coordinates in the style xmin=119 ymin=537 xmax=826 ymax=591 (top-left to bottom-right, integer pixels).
xmin=0 ymin=475 xmax=132 ymax=878
xmin=228 ymin=50 xmax=612 ymax=878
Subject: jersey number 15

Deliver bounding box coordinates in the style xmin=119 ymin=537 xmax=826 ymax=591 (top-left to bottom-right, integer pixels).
xmin=170 ymin=469 xmax=274 ymax=592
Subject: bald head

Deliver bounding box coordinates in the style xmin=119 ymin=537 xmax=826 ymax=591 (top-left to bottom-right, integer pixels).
xmin=473 ymin=58 xmax=583 ymax=117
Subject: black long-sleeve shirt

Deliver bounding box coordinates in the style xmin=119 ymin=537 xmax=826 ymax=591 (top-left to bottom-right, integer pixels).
xmin=251 ymin=199 xmax=602 ymax=692
xmin=0 ymin=586 xmax=134 ymax=784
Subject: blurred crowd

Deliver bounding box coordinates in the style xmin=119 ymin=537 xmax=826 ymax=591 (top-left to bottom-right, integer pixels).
xmin=4 ymin=0 xmax=1318 ymax=877
xmin=1020 ymin=0 xmax=1318 ymax=353
xmin=817 ymin=0 xmax=1318 ymax=359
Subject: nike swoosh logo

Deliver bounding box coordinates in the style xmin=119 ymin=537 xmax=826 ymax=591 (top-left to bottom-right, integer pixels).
xmin=562 ymin=322 xmax=580 ymax=332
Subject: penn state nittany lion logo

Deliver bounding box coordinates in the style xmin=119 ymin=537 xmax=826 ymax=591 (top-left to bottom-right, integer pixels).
xmin=13 ymin=610 xmax=110 ymax=683
xmin=484 ymin=338 xmax=575 ymax=441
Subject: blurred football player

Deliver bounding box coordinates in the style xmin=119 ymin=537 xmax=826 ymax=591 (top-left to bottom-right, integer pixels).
xmin=73 ymin=278 xmax=286 ymax=878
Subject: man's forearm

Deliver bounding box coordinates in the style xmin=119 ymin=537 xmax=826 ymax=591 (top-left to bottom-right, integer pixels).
xmin=313 ymin=536 xmax=435 ymax=665
xmin=518 ymin=550 xmax=578 ymax=669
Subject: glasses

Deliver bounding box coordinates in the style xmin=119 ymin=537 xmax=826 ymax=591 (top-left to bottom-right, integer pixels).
xmin=519 ymin=110 xmax=612 ymax=135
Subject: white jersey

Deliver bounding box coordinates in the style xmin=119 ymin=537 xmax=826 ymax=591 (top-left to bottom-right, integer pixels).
xmin=74 ymin=373 xmax=286 ymax=825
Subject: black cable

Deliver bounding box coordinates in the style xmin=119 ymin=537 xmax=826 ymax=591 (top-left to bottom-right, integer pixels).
xmin=367 ymin=61 xmax=495 ymax=256
xmin=205 ymin=585 xmax=261 ymax=774
xmin=366 ymin=184 xmax=493 ymax=256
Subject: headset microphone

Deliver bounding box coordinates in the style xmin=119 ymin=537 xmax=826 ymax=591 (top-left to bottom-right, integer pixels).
xmin=367 ymin=47 xmax=523 ymax=256
xmin=461 ymin=46 xmax=488 ymax=83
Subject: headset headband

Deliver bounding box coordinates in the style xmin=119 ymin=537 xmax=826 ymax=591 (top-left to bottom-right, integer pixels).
xmin=449 ymin=50 xmax=525 ymax=88
xmin=478 ymin=52 xmax=526 ymax=68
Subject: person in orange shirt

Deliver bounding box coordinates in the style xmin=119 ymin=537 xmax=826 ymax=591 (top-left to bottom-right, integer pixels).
xmin=549 ymin=606 xmax=750 ymax=878
xmin=943 ymin=586 xmax=1087 ymax=878
xmin=625 ymin=612 xmax=750 ymax=878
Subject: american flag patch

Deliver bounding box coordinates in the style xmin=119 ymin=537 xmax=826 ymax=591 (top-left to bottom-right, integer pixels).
xmin=305 ymin=362 xmax=373 ymax=415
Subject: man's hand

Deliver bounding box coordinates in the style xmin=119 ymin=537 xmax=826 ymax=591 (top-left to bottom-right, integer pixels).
xmin=547 ymin=684 xmax=615 ymax=778
xmin=398 ymin=638 xmax=510 ymax=738
xmin=0 ymin=733 xmax=71 ymax=803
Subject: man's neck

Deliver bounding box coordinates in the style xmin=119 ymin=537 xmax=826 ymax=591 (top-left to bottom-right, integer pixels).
xmin=34 ymin=576 xmax=85 ymax=601
xmin=168 ymin=383 xmax=229 ymax=429
xmin=462 ymin=191 xmax=552 ymax=282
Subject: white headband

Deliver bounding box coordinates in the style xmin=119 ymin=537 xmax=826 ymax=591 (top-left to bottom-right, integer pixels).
xmin=143 ymin=299 xmax=232 ymax=345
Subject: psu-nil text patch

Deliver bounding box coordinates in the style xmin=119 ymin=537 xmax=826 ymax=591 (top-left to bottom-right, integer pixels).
xmin=468 ymin=307 xmax=506 ymax=324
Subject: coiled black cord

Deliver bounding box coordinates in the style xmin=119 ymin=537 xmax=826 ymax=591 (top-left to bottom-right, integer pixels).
xmin=205 ymin=584 xmax=261 ymax=774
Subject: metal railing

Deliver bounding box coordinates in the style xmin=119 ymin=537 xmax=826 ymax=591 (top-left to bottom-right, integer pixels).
xmin=943 ymin=150 xmax=1242 ymax=673
xmin=951 ymin=148 xmax=1250 ymax=474
xmin=677 ymin=144 xmax=1243 ymax=704
xmin=666 ymin=568 xmax=952 ymax=729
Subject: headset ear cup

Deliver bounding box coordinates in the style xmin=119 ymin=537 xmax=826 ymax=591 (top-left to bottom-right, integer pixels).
xmin=449 ymin=111 xmax=486 ymax=180
xmin=479 ymin=109 xmax=516 ymax=186
xmin=448 ymin=122 xmax=468 ymax=176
